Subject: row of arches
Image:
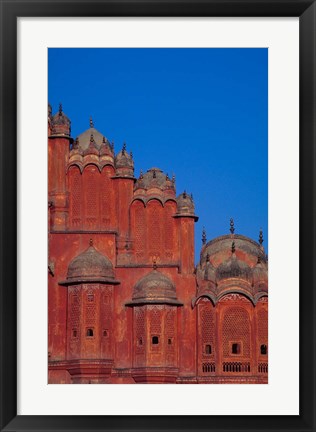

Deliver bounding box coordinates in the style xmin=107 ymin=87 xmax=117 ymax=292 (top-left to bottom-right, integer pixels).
xmin=68 ymin=165 xmax=115 ymax=230
xmin=130 ymin=199 xmax=177 ymax=262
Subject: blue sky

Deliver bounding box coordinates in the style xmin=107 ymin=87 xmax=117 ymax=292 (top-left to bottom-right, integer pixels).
xmin=48 ymin=48 xmax=268 ymax=262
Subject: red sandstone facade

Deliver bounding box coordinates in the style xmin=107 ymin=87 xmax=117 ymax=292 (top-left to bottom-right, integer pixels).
xmin=48 ymin=105 xmax=268 ymax=384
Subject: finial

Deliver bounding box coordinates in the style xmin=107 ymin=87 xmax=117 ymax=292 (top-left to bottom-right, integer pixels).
xmin=89 ymin=238 xmax=93 ymax=246
xmin=130 ymin=151 xmax=133 ymax=159
xmin=90 ymin=116 xmax=94 ymax=128
xmin=153 ymin=169 xmax=156 ymax=178
xmin=58 ymin=103 xmax=63 ymax=115
xmin=259 ymin=229 xmax=264 ymax=245
xmin=110 ymin=141 xmax=114 ymax=151
xmin=231 ymin=241 xmax=236 ymax=254
xmin=230 ymin=218 xmax=235 ymax=234
xmin=202 ymin=227 xmax=207 ymax=245
xmin=122 ymin=142 xmax=126 ymax=155
xmin=191 ymin=193 xmax=193 ymax=200
xmin=172 ymin=174 xmax=175 ymax=183
xmin=140 ymin=169 xmax=143 ymax=179
xmin=166 ymin=173 xmax=169 ymax=181
xmin=102 ymin=136 xmax=106 ymax=144
xmin=153 ymin=258 xmax=157 ymax=270
xmin=183 ymin=190 xmax=187 ymax=198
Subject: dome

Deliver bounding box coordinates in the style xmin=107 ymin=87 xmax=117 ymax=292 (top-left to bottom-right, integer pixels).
xmin=115 ymin=144 xmax=134 ymax=168
xmin=216 ymin=252 xmax=252 ymax=283
xmin=114 ymin=143 xmax=134 ymax=177
xmin=126 ymin=269 xmax=182 ymax=305
xmin=51 ymin=104 xmax=71 ymax=136
xmin=134 ymin=168 xmax=175 ymax=192
xmin=200 ymin=234 xmax=266 ymax=267
xmin=76 ymin=127 xmax=110 ymax=152
xmin=252 ymin=257 xmax=268 ymax=288
xmin=204 ymin=260 xmax=216 ymax=282
xmin=59 ymin=242 xmax=119 ymax=285
xmin=175 ymin=191 xmax=198 ymax=220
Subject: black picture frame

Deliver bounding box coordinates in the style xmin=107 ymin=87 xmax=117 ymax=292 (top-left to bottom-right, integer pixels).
xmin=0 ymin=1 xmax=315 ymax=431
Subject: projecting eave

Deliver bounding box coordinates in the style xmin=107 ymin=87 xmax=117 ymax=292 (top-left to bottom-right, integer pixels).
xmin=59 ymin=277 xmax=120 ymax=286
xmin=125 ymin=298 xmax=183 ymax=306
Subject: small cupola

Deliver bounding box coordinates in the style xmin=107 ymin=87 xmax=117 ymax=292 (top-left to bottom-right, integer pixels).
xmin=115 ymin=143 xmax=134 ymax=177
xmin=51 ymin=103 xmax=71 ymax=136
xmin=175 ymin=191 xmax=198 ymax=220
xmin=59 ymin=240 xmax=119 ymax=285
xmin=126 ymin=267 xmax=182 ymax=306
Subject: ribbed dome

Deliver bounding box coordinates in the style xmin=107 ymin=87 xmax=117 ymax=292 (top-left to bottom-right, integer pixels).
xmin=60 ymin=243 xmax=119 ymax=285
xmin=134 ymin=168 xmax=175 ymax=192
xmin=175 ymin=192 xmax=197 ymax=220
xmin=76 ymin=127 xmax=110 ymax=151
xmin=51 ymin=104 xmax=71 ymax=136
xmin=216 ymin=253 xmax=252 ymax=283
xmin=204 ymin=261 xmax=216 ymax=282
xmin=252 ymin=257 xmax=268 ymax=288
xmin=127 ymin=270 xmax=182 ymax=305
xmin=115 ymin=147 xmax=134 ymax=168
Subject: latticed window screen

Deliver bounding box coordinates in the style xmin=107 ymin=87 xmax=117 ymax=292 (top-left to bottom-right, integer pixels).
xmin=101 ymin=167 xmax=112 ymax=227
xmin=102 ymin=287 xmax=112 ymax=327
xmin=68 ymin=167 xmax=82 ymax=228
xmin=147 ymin=201 xmax=163 ymax=257
xmin=70 ymin=290 xmax=80 ymax=330
xmin=222 ymin=307 xmax=251 ymax=357
xmin=135 ymin=307 xmax=145 ymax=352
xmin=84 ymin=166 xmax=99 ymax=229
xmin=200 ymin=303 xmax=215 ymax=358
xmin=257 ymin=309 xmax=268 ymax=350
xmin=132 ymin=201 xmax=146 ymax=259
xmin=164 ymin=202 xmax=175 ymax=257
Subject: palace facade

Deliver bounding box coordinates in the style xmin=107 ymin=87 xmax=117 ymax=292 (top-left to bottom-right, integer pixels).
xmin=48 ymin=105 xmax=268 ymax=384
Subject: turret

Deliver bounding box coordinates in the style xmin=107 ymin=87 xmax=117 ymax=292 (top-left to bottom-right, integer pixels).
xmin=174 ymin=191 xmax=198 ymax=274
xmin=48 ymin=103 xmax=72 ymax=231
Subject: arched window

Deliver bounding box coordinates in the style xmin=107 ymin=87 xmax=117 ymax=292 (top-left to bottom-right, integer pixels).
xmin=86 ymin=328 xmax=94 ymax=337
xmin=260 ymin=344 xmax=267 ymax=355
xmin=205 ymin=344 xmax=212 ymax=354
xmin=152 ymin=336 xmax=159 ymax=345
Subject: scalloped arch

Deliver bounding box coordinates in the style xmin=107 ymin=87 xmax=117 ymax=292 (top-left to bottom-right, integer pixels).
xmin=217 ymin=289 xmax=255 ymax=306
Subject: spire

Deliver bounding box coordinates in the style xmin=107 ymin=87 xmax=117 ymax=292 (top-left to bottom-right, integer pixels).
xmin=153 ymin=258 xmax=157 ymax=270
xmin=90 ymin=116 xmax=94 ymax=128
xmin=122 ymin=142 xmax=126 ymax=155
xmin=58 ymin=103 xmax=63 ymax=115
xmin=259 ymin=229 xmax=264 ymax=246
xmin=202 ymin=227 xmax=207 ymax=245
xmin=183 ymin=190 xmax=187 ymax=199
xmin=231 ymin=241 xmax=236 ymax=254
xmin=230 ymin=218 xmax=235 ymax=234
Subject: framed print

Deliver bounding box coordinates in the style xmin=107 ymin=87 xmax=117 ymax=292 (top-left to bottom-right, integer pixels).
xmin=0 ymin=1 xmax=315 ymax=431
